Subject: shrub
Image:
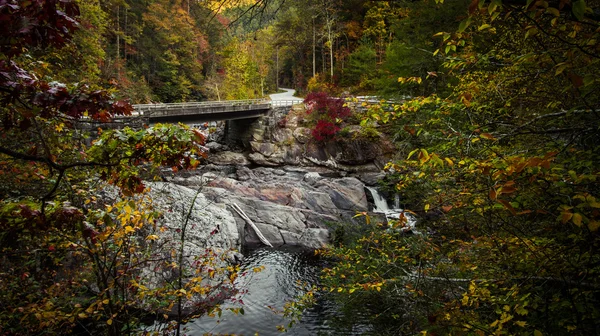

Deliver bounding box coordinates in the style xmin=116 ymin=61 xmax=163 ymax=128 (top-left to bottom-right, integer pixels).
xmin=304 ymin=92 xmax=352 ymax=142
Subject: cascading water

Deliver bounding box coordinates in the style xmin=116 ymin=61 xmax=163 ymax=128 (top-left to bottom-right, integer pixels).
xmin=366 ymin=186 xmax=416 ymax=232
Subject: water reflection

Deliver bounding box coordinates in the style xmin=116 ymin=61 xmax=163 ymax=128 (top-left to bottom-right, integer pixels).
xmin=186 ymin=246 xmax=338 ymax=335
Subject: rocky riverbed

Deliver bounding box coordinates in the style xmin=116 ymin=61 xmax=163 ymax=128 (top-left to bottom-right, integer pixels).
xmin=159 ymin=102 xmax=396 ymax=251
xmin=133 ymin=102 xmax=396 ymax=316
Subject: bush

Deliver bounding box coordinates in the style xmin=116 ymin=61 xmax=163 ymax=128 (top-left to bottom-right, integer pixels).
xmin=304 ymin=92 xmax=352 ymax=142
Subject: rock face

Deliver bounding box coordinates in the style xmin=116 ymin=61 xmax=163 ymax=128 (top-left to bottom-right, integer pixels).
xmin=242 ymin=105 xmax=394 ymax=180
xmin=159 ymin=103 xmax=395 ymax=252
xmin=165 ymin=166 xmax=370 ymax=250
xmin=106 ymin=182 xmax=243 ymax=316
xmin=209 ymin=151 xmax=250 ymax=166
xmin=148 ymin=182 xmax=241 ymax=252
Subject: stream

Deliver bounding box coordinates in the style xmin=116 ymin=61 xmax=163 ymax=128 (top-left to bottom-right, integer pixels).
xmin=185 ymin=246 xmax=344 ymax=335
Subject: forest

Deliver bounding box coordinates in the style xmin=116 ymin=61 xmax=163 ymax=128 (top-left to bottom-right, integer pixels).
xmin=1 ymin=0 xmax=599 ymax=335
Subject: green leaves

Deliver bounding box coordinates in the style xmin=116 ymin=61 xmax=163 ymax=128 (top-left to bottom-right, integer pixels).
xmin=572 ymin=0 xmax=586 ymax=21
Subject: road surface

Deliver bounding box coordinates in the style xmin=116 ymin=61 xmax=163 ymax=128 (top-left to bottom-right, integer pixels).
xmin=269 ymin=88 xmax=303 ymax=103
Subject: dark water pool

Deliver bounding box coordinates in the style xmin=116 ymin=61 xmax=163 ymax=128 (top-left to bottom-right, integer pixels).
xmin=183 ymin=246 xmax=343 ymax=335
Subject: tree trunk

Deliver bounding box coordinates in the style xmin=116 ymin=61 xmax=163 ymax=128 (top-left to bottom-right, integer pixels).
xmin=313 ymin=19 xmax=316 ymax=78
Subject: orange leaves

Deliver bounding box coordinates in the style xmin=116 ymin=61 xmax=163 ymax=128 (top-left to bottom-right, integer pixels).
xmin=498 ymin=199 xmax=517 ymax=215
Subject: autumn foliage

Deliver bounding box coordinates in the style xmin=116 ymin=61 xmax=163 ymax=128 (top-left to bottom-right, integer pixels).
xmin=304 ymin=92 xmax=351 ymax=141
xmin=0 ymin=1 xmax=236 ymax=335
xmin=314 ymin=0 xmax=600 ymax=335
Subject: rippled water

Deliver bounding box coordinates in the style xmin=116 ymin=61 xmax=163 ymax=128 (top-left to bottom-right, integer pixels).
xmin=184 ymin=246 xmax=342 ymax=335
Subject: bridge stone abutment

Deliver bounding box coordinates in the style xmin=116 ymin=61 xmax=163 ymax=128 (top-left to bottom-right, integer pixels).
xmin=225 ymin=106 xmax=290 ymax=147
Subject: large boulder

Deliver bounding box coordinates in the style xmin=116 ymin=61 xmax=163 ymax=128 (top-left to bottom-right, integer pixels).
xmin=209 ymin=151 xmax=250 ymax=166
xmin=248 ymin=152 xmax=281 ymax=166
xmin=293 ymin=127 xmax=312 ymax=144
xmin=137 ymin=182 xmax=242 ymax=315
xmin=194 ymin=169 xmax=370 ymax=250
xmin=249 ymin=141 xmax=279 ymax=157
xmin=315 ymin=177 xmax=368 ymax=211
xmin=272 ymin=128 xmax=295 ymax=143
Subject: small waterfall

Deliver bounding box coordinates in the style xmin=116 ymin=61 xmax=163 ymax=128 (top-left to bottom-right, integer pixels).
xmin=365 ymin=187 xmax=416 ymax=232
xmin=367 ymin=186 xmax=390 ymax=212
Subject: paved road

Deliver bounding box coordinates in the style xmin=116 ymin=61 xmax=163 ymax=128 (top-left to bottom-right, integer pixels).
xmin=269 ymin=88 xmax=302 ymax=103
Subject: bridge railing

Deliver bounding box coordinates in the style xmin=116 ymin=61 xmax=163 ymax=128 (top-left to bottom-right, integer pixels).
xmin=270 ymin=99 xmax=304 ymax=107
xmin=134 ymin=98 xmax=270 ymax=112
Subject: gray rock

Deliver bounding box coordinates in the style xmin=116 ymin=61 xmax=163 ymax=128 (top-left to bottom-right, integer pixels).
xmin=205 ymin=141 xmax=226 ymax=153
xmin=209 ymin=151 xmax=250 ymax=166
xmin=244 ymin=223 xmax=284 ymax=247
xmin=316 ymin=177 xmax=368 ymax=211
xmin=280 ymin=230 xmax=302 ymax=245
xmin=293 ymin=127 xmax=312 ymax=144
xmin=235 ymin=166 xmax=256 ymax=181
xmin=357 ymin=172 xmax=386 ymax=186
xmin=250 ymin=141 xmax=279 ymax=157
xmin=303 ymin=172 xmax=322 ymax=186
xmin=272 ymin=128 xmax=294 ymax=143
xmin=135 ymin=182 xmax=241 ymax=312
xmin=299 ymin=228 xmax=330 ymax=249
xmin=248 ymin=152 xmax=280 ymax=167
xmin=272 ymin=169 xmax=286 ymax=176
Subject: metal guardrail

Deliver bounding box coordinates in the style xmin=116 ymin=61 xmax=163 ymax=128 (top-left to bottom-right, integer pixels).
xmin=271 ymin=99 xmax=304 ymax=107
xmin=134 ymin=98 xmax=270 ymax=111
xmin=132 ymin=98 xmax=305 ymax=117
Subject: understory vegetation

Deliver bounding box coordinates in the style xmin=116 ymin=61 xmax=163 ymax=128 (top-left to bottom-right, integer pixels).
xmin=1 ymin=0 xmax=599 ymax=335
xmin=311 ymin=0 xmax=600 ymax=335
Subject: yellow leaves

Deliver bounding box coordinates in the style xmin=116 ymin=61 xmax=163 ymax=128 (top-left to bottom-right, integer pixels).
xmin=588 ymin=220 xmax=600 ymax=232
xmin=424 ymin=204 xmax=431 ymax=212
xmin=546 ymin=7 xmax=560 ymax=16
xmin=555 ymin=62 xmax=568 ymax=75
xmin=106 ymin=319 xmax=113 ymax=325
xmin=353 ymin=211 xmax=371 ymax=225
xmin=418 ymin=149 xmax=430 ymax=164
xmin=560 ymin=210 xmax=573 ymax=224
xmin=572 ymin=213 xmax=583 ymax=226
xmin=487 ymin=0 xmax=501 ymax=15
xmin=124 ymin=226 xmax=135 ymax=234
xmin=478 ymin=23 xmax=493 ymax=31
xmin=55 ymin=123 xmax=65 ymax=132
xmin=146 ymin=234 xmax=159 ymax=241
xmin=479 ymin=133 xmax=496 ymax=141
xmin=398 ymin=76 xmax=423 ymax=85
xmin=534 ymin=330 xmax=543 ymax=336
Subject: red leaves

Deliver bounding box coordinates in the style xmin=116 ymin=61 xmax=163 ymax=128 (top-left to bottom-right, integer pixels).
xmin=192 ymin=129 xmax=206 ymax=144
xmin=0 ymin=1 xmax=134 ymax=131
xmin=0 ymin=0 xmax=80 ymax=57
xmin=19 ymin=204 xmax=41 ymax=219
xmin=112 ymin=100 xmax=134 ymax=116
xmin=468 ymin=0 xmax=479 ymax=14
xmin=312 ymin=120 xmax=339 ymax=141
xmin=304 ymin=92 xmax=351 ymax=142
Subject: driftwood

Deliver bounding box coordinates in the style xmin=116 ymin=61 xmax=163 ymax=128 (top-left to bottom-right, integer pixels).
xmin=230 ymin=203 xmax=273 ymax=248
